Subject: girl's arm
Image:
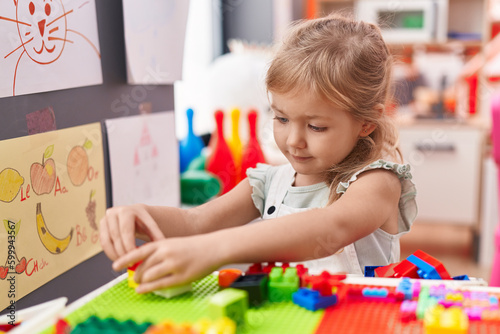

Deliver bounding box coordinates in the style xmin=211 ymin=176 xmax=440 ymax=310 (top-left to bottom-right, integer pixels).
xmin=218 ymin=169 xmax=402 ymax=264
xmin=144 ymin=179 xmax=262 ymax=237
xmin=114 ymin=169 xmax=401 ymax=293
xmin=100 ymin=178 xmax=261 ymax=261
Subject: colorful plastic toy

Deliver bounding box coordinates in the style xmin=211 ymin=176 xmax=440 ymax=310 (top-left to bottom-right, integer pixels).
xmin=268 ymin=267 xmax=300 ymax=302
xmin=127 ymin=261 xmax=142 ymax=289
xmin=208 ymin=288 xmax=248 ymax=327
xmin=206 ymin=110 xmax=237 ymax=194
xmin=230 ymin=273 xmax=268 ymax=307
xmin=424 ymin=305 xmax=469 ymax=334
xmin=71 ymin=316 xmax=152 ymax=334
xmin=180 ymin=169 xmax=221 ymax=205
xmin=292 ymin=288 xmax=338 ymax=311
xmin=240 ymin=109 xmax=266 ymax=180
xmin=218 ymin=268 xmax=243 ymax=288
xmin=179 ymin=108 xmax=204 ymax=173
xmin=407 ymin=250 xmax=451 ymax=280
xmin=145 ymin=317 xmax=236 ymax=334
xmin=302 ymin=271 xmax=346 ymax=297
xmin=227 ymin=107 xmax=243 ymax=179
xmin=490 ymin=92 xmax=500 ymax=287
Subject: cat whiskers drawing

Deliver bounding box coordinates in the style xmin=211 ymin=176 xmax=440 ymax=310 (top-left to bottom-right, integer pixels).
xmin=0 ymin=0 xmax=100 ymax=96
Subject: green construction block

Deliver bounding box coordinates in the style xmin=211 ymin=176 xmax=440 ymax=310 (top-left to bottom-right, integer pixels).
xmin=208 ymin=288 xmax=248 ymax=327
xmin=71 ymin=316 xmax=152 ymax=334
xmin=268 ymin=267 xmax=299 ymax=302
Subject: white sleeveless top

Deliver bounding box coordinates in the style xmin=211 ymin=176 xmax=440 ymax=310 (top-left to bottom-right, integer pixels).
xmin=246 ymin=160 xmax=418 ymax=275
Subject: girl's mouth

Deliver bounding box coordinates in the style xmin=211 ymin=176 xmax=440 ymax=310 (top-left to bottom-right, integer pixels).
xmin=291 ymin=154 xmax=312 ymax=162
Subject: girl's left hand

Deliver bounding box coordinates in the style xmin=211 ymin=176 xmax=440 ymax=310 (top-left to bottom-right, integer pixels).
xmin=112 ymin=234 xmax=222 ymax=294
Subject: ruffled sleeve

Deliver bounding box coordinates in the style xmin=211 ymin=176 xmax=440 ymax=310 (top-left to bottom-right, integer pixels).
xmin=246 ymin=163 xmax=272 ymax=216
xmin=336 ymin=159 xmax=418 ymax=232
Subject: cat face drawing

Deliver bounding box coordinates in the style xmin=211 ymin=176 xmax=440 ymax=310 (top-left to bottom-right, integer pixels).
xmin=16 ymin=0 xmax=67 ymax=64
xmin=0 ymin=0 xmax=101 ymax=96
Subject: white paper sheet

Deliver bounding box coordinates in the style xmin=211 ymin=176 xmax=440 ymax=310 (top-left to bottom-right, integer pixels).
xmin=122 ymin=0 xmax=190 ymax=84
xmin=105 ymin=111 xmax=180 ymax=207
xmin=0 ymin=0 xmax=102 ymax=97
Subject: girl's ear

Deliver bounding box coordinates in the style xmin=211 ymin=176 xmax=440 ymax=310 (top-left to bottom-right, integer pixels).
xmin=359 ymin=123 xmax=376 ymax=137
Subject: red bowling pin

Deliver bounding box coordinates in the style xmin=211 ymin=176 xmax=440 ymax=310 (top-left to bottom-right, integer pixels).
xmin=240 ymin=109 xmax=266 ymax=180
xmin=206 ymin=110 xmax=237 ymax=194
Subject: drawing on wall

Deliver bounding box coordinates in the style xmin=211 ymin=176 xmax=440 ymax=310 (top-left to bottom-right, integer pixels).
xmin=122 ymin=0 xmax=189 ymax=84
xmin=0 ymin=168 xmax=24 ymax=203
xmin=105 ymin=112 xmax=180 ymax=207
xmin=0 ymin=0 xmax=102 ymax=97
xmin=36 ymin=202 xmax=73 ymax=254
xmin=67 ymin=139 xmax=92 ymax=186
xmin=1 ymin=219 xmax=26 ymax=280
xmin=0 ymin=123 xmax=106 ymax=311
xmin=30 ymin=145 xmax=56 ymax=195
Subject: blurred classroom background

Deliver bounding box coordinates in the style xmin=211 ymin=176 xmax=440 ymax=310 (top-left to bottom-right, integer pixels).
xmin=177 ymin=0 xmax=500 ymax=282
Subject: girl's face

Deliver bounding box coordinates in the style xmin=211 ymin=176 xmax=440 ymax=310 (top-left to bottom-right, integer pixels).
xmin=271 ymin=91 xmax=364 ymax=186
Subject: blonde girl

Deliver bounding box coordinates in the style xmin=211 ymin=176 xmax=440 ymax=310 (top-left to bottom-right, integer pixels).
xmin=100 ymin=14 xmax=417 ymax=293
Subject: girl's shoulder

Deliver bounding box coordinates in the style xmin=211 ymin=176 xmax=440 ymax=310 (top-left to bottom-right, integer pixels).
xmin=338 ymin=159 xmax=418 ymax=231
xmin=337 ymin=159 xmax=414 ymax=195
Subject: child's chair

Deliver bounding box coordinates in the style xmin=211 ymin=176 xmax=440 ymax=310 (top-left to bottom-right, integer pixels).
xmin=489 ymin=93 xmax=500 ymax=286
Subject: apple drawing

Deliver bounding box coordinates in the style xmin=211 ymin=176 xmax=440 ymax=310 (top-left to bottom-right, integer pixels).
xmin=31 ymin=145 xmax=57 ymax=195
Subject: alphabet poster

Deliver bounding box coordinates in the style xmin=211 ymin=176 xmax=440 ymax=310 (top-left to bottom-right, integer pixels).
xmin=105 ymin=112 xmax=180 ymax=207
xmin=0 ymin=123 xmax=106 ymax=311
xmin=122 ymin=0 xmax=189 ymax=84
xmin=0 ymin=0 xmax=102 ymax=97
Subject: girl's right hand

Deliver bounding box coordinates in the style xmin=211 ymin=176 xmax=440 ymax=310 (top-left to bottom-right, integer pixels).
xmin=99 ymin=204 xmax=165 ymax=261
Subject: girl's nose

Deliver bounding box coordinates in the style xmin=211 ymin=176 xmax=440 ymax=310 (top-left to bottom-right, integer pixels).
xmin=286 ymin=127 xmax=306 ymax=149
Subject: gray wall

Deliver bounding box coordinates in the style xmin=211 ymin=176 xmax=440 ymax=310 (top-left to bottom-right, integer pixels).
xmin=222 ymin=0 xmax=304 ymax=52
xmin=0 ymin=0 xmax=174 ymax=313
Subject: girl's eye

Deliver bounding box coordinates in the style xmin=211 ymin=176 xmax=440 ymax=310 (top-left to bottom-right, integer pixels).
xmin=274 ymin=116 xmax=288 ymax=124
xmin=309 ymin=125 xmax=327 ymax=132
xmin=29 ymin=2 xmax=35 ymax=15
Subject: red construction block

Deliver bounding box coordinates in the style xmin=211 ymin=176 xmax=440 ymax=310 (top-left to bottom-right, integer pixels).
xmin=374 ymin=263 xmax=398 ymax=277
xmin=409 ymin=250 xmax=451 ymax=280
xmin=302 ymin=271 xmax=347 ymax=297
xmin=218 ymin=268 xmax=243 ymax=288
xmin=390 ymin=259 xmax=420 ymax=279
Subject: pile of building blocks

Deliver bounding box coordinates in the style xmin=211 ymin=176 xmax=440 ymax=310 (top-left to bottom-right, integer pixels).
xmin=366 ymin=250 xmax=468 ymax=280
xmin=66 ymin=251 xmax=493 ymax=333
xmin=213 ymin=262 xmax=349 ymax=318
xmin=394 ymin=277 xmax=500 ymax=332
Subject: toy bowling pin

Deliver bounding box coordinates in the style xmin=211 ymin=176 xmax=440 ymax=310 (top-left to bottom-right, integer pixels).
xmin=206 ymin=110 xmax=237 ymax=194
xmin=240 ymin=109 xmax=266 ymax=180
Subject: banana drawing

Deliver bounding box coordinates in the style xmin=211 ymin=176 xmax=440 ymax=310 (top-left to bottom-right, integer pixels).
xmin=36 ymin=203 xmax=73 ymax=254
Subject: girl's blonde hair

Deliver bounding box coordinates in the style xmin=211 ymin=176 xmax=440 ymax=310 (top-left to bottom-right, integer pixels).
xmin=266 ymin=14 xmax=401 ymax=203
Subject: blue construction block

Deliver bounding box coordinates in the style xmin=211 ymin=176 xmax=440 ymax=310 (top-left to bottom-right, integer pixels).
xmin=452 ymin=275 xmax=470 ymax=281
xmin=362 ymin=287 xmax=389 ymax=298
xmin=406 ymin=254 xmax=441 ymax=280
xmin=396 ymin=278 xmax=414 ymax=300
xmin=364 ymin=265 xmax=381 ymax=277
xmin=292 ymin=288 xmax=338 ymax=311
